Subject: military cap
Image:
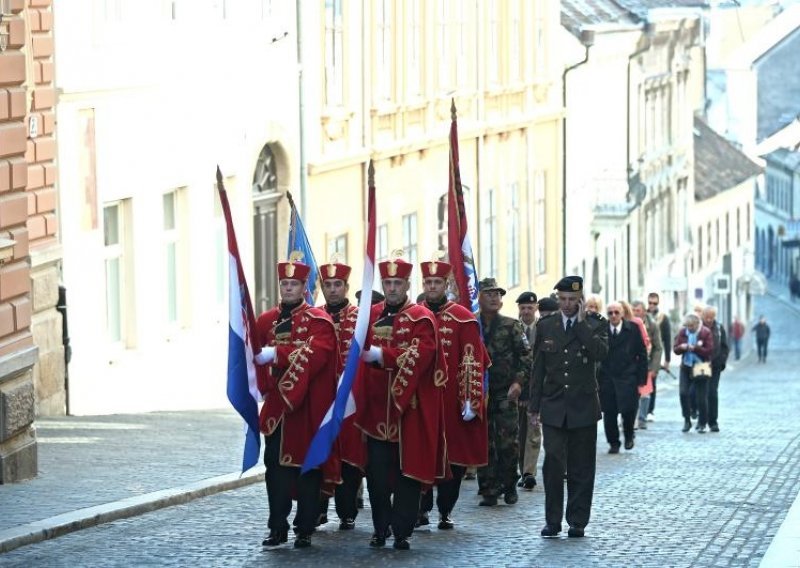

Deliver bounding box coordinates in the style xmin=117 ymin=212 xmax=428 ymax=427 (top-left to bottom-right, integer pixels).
xmin=554 ymin=275 xmax=583 ymax=292
xmin=516 ymin=291 xmax=538 ymax=304
xmin=420 ymin=260 xmax=452 ymax=279
xmin=478 ymin=277 xmax=506 ymax=296
xmin=355 ymin=289 xmax=385 ymax=305
xmin=278 ymin=251 xmax=311 ymax=281
xmin=319 ymin=262 xmax=351 ymax=281
xmin=378 ymin=258 xmax=413 ymax=280
xmin=537 ymin=297 xmax=558 ymax=313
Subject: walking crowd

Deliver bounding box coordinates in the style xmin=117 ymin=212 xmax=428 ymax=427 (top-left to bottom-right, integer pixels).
xmin=249 ymin=251 xmax=765 ymax=550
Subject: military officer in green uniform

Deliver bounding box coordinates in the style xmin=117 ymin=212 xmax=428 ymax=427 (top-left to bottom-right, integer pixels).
xmin=530 ymin=276 xmax=608 ymax=538
xmin=476 ymin=278 xmax=532 ymax=506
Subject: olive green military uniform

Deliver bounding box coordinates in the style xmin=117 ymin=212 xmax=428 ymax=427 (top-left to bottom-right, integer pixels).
xmin=530 ymin=283 xmax=608 ymax=533
xmin=477 ymin=312 xmax=532 ymax=498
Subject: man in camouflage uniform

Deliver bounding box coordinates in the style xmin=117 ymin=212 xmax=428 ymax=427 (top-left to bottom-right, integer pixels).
xmin=476 ymin=278 xmax=532 ymax=506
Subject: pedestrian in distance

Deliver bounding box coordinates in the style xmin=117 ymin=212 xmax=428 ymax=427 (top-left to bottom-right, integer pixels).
xmin=729 ymin=316 xmax=744 ymax=361
xmin=752 ymin=316 xmax=771 ymax=363
xmin=585 ymin=294 xmax=603 ymax=316
xmin=598 ymin=302 xmax=648 ymax=453
xmin=355 ymin=254 xmax=446 ymax=551
xmin=646 ymin=292 xmax=672 ymax=422
xmin=476 ymin=277 xmax=532 ymax=507
xmin=529 ymin=276 xmax=609 ymax=538
xmin=417 ymin=259 xmax=491 ymax=530
xmin=632 ymin=300 xmax=663 ymax=430
xmin=674 ymin=313 xmax=714 ymax=433
xmin=702 ymin=306 xmax=729 ymax=433
xmin=253 ymin=254 xmax=339 ymax=549
xmin=515 ymin=291 xmax=541 ymax=491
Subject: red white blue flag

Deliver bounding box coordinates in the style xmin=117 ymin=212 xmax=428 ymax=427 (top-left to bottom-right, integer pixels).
xmin=217 ymin=168 xmax=262 ymax=474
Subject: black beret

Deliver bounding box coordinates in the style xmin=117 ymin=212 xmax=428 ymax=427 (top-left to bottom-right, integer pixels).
xmin=516 ymin=291 xmax=538 ymax=304
xmin=537 ymin=297 xmax=558 ymax=313
xmin=554 ymin=275 xmax=583 ymax=292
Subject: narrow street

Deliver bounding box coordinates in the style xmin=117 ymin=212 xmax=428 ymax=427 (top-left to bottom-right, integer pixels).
xmin=1 ymin=293 xmax=798 ymax=567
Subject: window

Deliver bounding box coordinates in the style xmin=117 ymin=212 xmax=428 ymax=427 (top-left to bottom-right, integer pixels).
xmin=534 ymin=172 xmax=547 ymax=275
xmin=104 ymin=201 xmax=132 ymax=345
xmin=406 ymin=0 xmax=422 ymax=97
xmin=481 ymin=189 xmax=498 ymax=277
xmin=163 ymin=191 xmax=180 ymax=324
xmin=725 ymin=212 xmax=730 ymax=253
xmin=376 ymin=0 xmax=393 ymax=102
xmin=737 ymin=208 xmax=741 ymax=247
xmin=698 ymin=226 xmax=703 ymax=269
xmin=324 ymin=0 xmax=344 ymax=107
xmin=328 ymin=233 xmax=348 ymax=264
xmin=402 ymin=214 xmax=419 ymax=296
xmin=747 ymin=203 xmax=752 ymax=241
xmin=706 ymin=222 xmax=712 ymax=264
xmin=437 ymin=0 xmax=452 ymax=91
xmin=506 ymin=182 xmax=520 ymax=287
xmin=488 ymin=0 xmax=500 ymax=84
xmin=509 ymin=0 xmax=521 ymax=82
xmin=454 ymin=1 xmax=467 ymax=86
xmin=437 ymin=194 xmax=447 ymax=252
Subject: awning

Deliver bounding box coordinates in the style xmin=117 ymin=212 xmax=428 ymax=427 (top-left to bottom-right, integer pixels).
xmin=737 ymin=271 xmax=768 ymax=296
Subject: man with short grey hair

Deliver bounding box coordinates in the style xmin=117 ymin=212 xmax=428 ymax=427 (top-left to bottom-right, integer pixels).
xmin=701 ymin=306 xmax=728 ymax=432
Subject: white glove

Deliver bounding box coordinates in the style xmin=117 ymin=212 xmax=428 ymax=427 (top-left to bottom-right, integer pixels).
xmin=461 ymin=400 xmax=477 ymax=422
xmin=362 ymin=345 xmax=383 ymax=365
xmin=254 ymin=346 xmax=276 ymax=365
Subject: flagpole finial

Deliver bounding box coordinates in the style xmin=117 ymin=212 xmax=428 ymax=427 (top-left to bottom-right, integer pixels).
xmin=368 ymin=160 xmax=375 ymax=186
xmin=216 ymin=166 xmax=223 ymax=186
xmin=286 ymin=190 xmax=296 ymax=209
xmin=451 ymin=98 xmax=457 ymax=121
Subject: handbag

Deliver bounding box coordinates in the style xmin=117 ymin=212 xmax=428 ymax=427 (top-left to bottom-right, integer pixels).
xmin=692 ymin=361 xmax=712 ymax=379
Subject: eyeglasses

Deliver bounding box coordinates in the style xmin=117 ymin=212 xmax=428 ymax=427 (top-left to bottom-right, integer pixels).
xmin=607 ymin=310 xmax=621 ymax=315
xmin=648 ymin=301 xmax=658 ymax=305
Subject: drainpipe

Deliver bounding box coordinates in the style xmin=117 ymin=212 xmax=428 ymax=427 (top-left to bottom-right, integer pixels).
xmin=295 ymin=0 xmax=307 ymax=215
xmin=561 ymin=28 xmax=594 ymax=275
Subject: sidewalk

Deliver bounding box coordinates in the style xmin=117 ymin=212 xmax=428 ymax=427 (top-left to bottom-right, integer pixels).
xmin=0 ymin=410 xmax=262 ymax=553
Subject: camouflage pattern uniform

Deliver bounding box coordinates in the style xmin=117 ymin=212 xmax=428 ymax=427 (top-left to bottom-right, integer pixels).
xmin=477 ymin=312 xmax=532 ymax=498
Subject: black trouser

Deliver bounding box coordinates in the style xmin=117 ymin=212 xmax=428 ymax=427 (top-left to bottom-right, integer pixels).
xmin=334 ymin=462 xmax=362 ymax=521
xmin=264 ymin=427 xmax=321 ymax=536
xmin=602 ymin=408 xmax=635 ymax=447
xmin=679 ymin=366 xmax=708 ymax=426
xmin=420 ymin=464 xmax=466 ymax=516
xmin=757 ymin=340 xmax=768 ymax=361
xmin=648 ymin=373 xmax=658 ymax=413
xmin=365 ymin=438 xmax=421 ymax=540
xmin=707 ymin=367 xmax=721 ymax=427
xmin=542 ymin=423 xmax=597 ymax=529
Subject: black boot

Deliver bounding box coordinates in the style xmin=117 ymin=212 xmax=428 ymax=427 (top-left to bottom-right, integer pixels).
xmin=262 ymin=529 xmax=288 ymax=547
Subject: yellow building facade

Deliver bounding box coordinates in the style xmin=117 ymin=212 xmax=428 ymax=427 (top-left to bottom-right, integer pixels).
xmin=298 ymin=0 xmax=564 ymax=308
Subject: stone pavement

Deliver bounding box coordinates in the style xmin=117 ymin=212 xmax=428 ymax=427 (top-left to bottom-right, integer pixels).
xmin=1 ymin=293 xmax=800 ymax=567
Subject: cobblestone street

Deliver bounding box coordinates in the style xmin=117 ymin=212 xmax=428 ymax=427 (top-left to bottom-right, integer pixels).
xmin=1 ymin=292 xmax=799 ymax=567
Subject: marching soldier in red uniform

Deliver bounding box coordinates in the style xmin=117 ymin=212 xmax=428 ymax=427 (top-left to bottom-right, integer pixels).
xmin=319 ymin=260 xmax=365 ymax=531
xmin=418 ymin=259 xmax=490 ymax=530
xmin=253 ymin=254 xmax=339 ymax=549
xmin=355 ymin=255 xmax=446 ymax=550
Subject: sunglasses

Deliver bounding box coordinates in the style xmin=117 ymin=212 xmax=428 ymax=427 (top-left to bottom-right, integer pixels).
xmin=648 ymin=301 xmax=658 ymax=305
xmin=607 ymin=310 xmax=621 ymax=315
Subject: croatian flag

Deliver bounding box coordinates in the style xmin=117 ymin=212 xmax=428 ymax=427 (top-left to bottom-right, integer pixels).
xmin=217 ymin=168 xmax=262 ymax=474
xmin=286 ymin=191 xmax=320 ymax=305
xmin=447 ymin=100 xmax=479 ymax=313
xmin=302 ymin=161 xmax=376 ymax=473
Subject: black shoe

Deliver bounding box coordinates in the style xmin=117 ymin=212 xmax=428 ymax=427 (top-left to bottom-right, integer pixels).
xmin=438 ymin=514 xmax=454 ymax=530
xmin=696 ymin=424 xmax=707 ymax=434
xmin=504 ymin=487 xmax=519 ymax=505
xmin=393 ymin=537 xmax=410 ymax=550
xmin=369 ymin=533 xmax=386 ymax=548
xmin=464 ymin=471 xmax=476 ymax=480
xmin=624 ymin=438 xmax=634 ymax=450
xmin=568 ymin=526 xmax=585 ymax=538
xmin=541 ymin=524 xmax=561 ymax=538
xmin=294 ymin=534 xmax=312 ymax=549
xmin=415 ymin=511 xmax=429 ymax=527
xmin=710 ymin=424 xmax=720 ymax=433
xmin=608 ymin=444 xmax=620 ymax=454
xmin=316 ymin=514 xmax=328 ymax=526
xmin=339 ymin=518 xmax=355 ymax=530
xmin=682 ymin=420 xmax=692 ymax=433
xmin=522 ymin=474 xmax=537 ymax=490
xmin=262 ymin=529 xmax=288 ymax=547
xmin=517 ymin=478 xmax=525 ymax=488
xmin=479 ymin=494 xmax=498 ymax=506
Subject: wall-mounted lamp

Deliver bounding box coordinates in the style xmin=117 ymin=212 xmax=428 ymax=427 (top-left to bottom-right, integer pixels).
xmin=0 ymin=0 xmax=10 ymax=53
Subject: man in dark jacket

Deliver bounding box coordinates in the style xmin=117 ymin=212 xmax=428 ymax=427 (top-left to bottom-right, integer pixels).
xmin=753 ymin=316 xmax=771 ymax=363
xmin=702 ymin=306 xmax=729 ymax=433
xmin=647 ymin=292 xmax=671 ymax=420
xmin=599 ymin=302 xmax=648 ymax=452
xmin=529 ymin=276 xmax=608 ymax=538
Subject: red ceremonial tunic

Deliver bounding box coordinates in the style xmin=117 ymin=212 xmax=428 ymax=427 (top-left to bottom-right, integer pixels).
xmin=427 ymin=300 xmax=491 ymax=468
xmin=255 ymin=302 xmax=340 ymax=485
xmin=354 ymin=300 xmax=446 ymax=484
xmin=325 ymin=302 xmax=367 ymax=472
